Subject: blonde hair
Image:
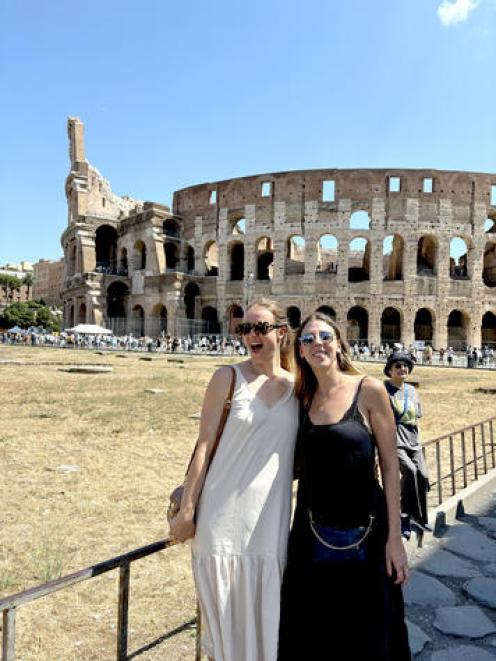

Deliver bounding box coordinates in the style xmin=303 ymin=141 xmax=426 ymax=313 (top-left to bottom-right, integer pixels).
xmin=246 ymin=298 xmax=294 ymax=373
xmin=294 ymin=311 xmax=361 ymax=408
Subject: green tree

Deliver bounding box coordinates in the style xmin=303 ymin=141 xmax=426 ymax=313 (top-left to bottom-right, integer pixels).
xmin=3 ymin=302 xmax=37 ymax=328
xmin=3 ymin=301 xmax=61 ymax=331
xmin=0 ymin=274 xmax=22 ymax=302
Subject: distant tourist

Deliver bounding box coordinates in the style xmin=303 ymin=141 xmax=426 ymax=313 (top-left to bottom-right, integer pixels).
xmin=384 ymin=350 xmax=431 ymax=540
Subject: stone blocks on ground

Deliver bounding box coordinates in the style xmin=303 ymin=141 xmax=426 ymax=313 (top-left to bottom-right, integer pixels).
xmin=441 ymin=524 xmax=496 ymax=563
xmin=404 ymin=571 xmax=456 ymax=607
xmin=430 ymin=646 xmax=496 ymax=661
xmin=406 ymin=619 xmax=431 ymax=656
xmin=417 ymin=549 xmax=480 ymax=578
xmin=463 ymin=577 xmax=496 ymax=609
xmin=434 ymin=606 xmax=496 ymax=638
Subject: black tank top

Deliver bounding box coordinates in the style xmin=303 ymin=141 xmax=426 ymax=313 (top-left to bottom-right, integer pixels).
xmin=299 ymin=377 xmax=384 ymax=528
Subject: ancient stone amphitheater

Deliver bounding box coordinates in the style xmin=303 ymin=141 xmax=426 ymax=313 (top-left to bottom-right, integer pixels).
xmin=62 ymin=118 xmax=496 ymax=349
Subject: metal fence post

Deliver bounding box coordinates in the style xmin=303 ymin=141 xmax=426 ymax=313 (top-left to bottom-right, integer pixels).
xmin=117 ymin=562 xmax=130 ymax=661
xmin=2 ymin=607 xmax=16 ymax=661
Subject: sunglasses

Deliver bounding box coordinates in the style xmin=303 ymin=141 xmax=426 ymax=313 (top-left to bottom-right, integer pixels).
xmin=298 ymin=330 xmax=335 ymax=346
xmin=235 ymin=321 xmax=285 ymax=336
xmin=392 ymin=362 xmax=409 ymax=369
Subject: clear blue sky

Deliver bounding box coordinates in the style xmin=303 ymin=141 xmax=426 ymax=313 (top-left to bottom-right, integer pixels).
xmin=1 ymin=0 xmax=495 ymax=264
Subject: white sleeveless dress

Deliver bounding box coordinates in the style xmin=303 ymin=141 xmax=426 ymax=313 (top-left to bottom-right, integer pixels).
xmin=191 ymin=364 xmax=298 ymax=661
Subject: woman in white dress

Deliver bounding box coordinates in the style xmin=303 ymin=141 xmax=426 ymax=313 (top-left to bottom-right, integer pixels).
xmin=169 ymin=298 xmax=298 ymax=661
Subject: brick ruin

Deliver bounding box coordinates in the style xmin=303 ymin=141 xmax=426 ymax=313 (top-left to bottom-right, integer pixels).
xmin=61 ymin=117 xmax=496 ymax=348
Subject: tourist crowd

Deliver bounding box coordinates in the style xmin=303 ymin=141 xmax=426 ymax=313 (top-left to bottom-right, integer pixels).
xmin=1 ymin=328 xmax=494 ymax=367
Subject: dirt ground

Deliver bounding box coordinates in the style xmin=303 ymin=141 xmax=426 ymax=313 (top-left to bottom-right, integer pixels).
xmin=0 ymin=345 xmax=495 ymax=659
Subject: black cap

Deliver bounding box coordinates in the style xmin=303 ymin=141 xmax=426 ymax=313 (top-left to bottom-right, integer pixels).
xmin=384 ymin=350 xmax=415 ymax=377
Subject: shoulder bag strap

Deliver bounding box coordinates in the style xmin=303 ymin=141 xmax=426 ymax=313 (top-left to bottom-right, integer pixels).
xmin=206 ymin=365 xmax=236 ymax=470
xmin=184 ymin=365 xmax=236 ymax=475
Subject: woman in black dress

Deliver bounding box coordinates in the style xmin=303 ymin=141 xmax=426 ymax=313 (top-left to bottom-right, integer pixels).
xmin=278 ymin=311 xmax=411 ymax=660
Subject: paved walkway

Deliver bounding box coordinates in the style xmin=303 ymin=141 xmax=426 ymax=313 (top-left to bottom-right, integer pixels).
xmin=406 ymin=487 xmax=496 ymax=659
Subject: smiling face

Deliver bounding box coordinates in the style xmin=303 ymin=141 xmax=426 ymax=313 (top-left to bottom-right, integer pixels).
xmin=389 ymin=361 xmax=410 ymax=383
xmin=242 ymin=304 xmax=285 ymax=363
xmin=298 ymin=318 xmax=340 ymax=370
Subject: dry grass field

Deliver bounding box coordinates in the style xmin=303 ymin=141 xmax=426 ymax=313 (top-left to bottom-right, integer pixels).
xmin=0 ymin=345 xmax=495 ymax=660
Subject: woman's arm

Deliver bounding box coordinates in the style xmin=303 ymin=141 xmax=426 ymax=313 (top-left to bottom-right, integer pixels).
xmin=168 ymin=366 xmax=234 ymax=543
xmin=362 ymin=378 xmax=409 ymax=585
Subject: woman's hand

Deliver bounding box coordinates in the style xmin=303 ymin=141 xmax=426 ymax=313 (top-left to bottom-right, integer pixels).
xmin=385 ymin=535 xmax=409 ymax=585
xmin=169 ymin=510 xmax=196 ymax=543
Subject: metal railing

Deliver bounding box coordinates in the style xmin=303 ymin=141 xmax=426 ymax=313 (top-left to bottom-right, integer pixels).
xmin=0 ymin=538 xmax=202 ymax=661
xmin=2 ymin=416 xmax=496 ymax=660
xmin=424 ymin=416 xmax=496 ymax=507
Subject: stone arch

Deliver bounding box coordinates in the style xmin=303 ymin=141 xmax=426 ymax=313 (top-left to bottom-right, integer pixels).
xmin=256 ymin=236 xmax=273 ymax=280
xmin=285 ymin=235 xmax=305 ymax=275
xmin=184 ymin=282 xmax=201 ymax=319
xmin=131 ymin=304 xmax=145 ymax=337
xmin=347 ymin=306 xmax=368 ymax=343
xmin=119 ymin=247 xmax=128 ymax=274
xmin=231 ymin=216 xmax=246 ymax=235
xmin=449 ymin=236 xmax=471 ymax=279
xmin=381 ymin=307 xmax=402 ymax=343
xmin=447 ymin=309 xmax=470 ymax=350
xmin=106 ymin=281 xmax=129 ymax=335
xmin=481 ymin=311 xmax=496 ymax=347
xmin=164 ymin=242 xmax=179 ymax=270
xmin=414 ymin=308 xmax=434 ymax=343
xmin=484 ymin=217 xmax=496 ymax=234
xmin=78 ymin=302 xmax=87 ymax=324
xmin=185 ymin=245 xmax=195 ymax=272
xmin=68 ymin=302 xmax=75 ymax=328
xmin=317 ymin=234 xmax=338 ymax=273
xmin=202 ymin=306 xmax=220 ymax=334
xmin=383 ymin=234 xmax=404 ymax=281
xmin=163 ymin=218 xmax=180 ymax=238
xmin=229 ymin=241 xmax=245 ymax=280
xmin=348 ymin=237 xmax=370 ymax=282
xmin=316 ymin=305 xmax=336 ymax=320
xmin=133 ymin=240 xmax=147 ymax=271
xmin=151 ymin=304 xmax=168 ymax=336
xmin=349 ymin=210 xmax=371 ymax=230
xmin=286 ymin=306 xmax=301 ymax=329
xmin=203 ymin=241 xmax=219 ymax=276
xmin=483 ymin=241 xmax=496 ymax=287
xmin=95 ymin=224 xmax=118 ymax=271
xmin=417 ymin=235 xmax=437 ymax=276
xmin=227 ymin=304 xmax=244 ymax=334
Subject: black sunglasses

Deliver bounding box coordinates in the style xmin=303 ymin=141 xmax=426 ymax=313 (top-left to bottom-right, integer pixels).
xmin=235 ymin=321 xmax=285 ymax=336
xmin=298 ymin=330 xmax=335 ymax=346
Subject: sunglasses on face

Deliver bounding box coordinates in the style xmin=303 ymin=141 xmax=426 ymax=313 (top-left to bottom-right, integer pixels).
xmin=392 ymin=362 xmax=409 ymax=370
xmin=235 ymin=321 xmax=285 ymax=336
xmin=298 ymin=330 xmax=335 ymax=346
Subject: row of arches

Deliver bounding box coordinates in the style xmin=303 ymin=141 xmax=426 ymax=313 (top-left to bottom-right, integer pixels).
xmin=68 ymin=221 xmax=496 ymax=287
xmin=224 ymin=214 xmax=496 ymax=235
xmin=103 ymin=281 xmax=221 ymax=336
xmin=225 ymin=304 xmax=496 ymax=348
xmin=70 ymin=282 xmax=496 ymax=347
xmin=202 ymin=234 xmax=496 ymax=286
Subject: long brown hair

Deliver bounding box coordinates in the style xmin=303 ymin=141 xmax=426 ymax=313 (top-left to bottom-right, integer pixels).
xmin=246 ymin=298 xmax=294 ymax=373
xmin=294 ymin=311 xmax=361 ymax=408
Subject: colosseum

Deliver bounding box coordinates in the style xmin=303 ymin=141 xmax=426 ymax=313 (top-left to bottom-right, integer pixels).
xmin=62 ymin=117 xmax=496 ymax=349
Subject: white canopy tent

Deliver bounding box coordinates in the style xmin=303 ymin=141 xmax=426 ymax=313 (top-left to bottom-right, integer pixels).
xmin=67 ymin=324 xmax=113 ymax=335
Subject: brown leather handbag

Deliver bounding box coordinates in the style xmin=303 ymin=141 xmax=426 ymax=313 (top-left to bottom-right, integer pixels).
xmin=167 ymin=366 xmax=236 ymax=522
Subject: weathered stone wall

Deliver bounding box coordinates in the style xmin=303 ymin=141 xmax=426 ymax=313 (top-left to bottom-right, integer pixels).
xmin=173 ymin=169 xmax=496 ymax=347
